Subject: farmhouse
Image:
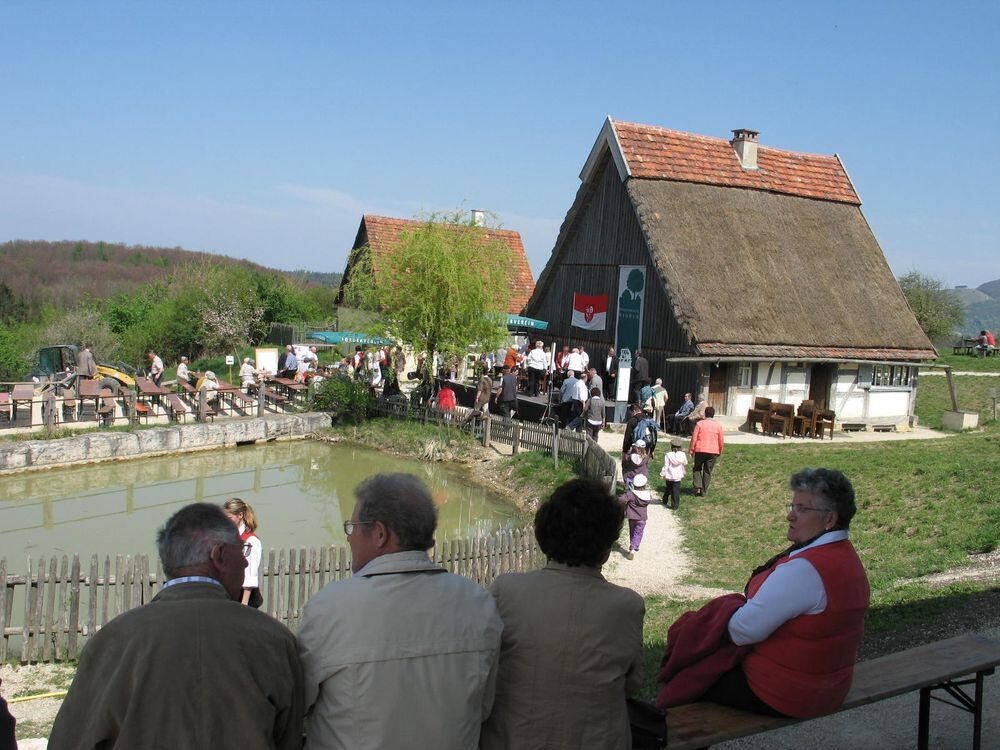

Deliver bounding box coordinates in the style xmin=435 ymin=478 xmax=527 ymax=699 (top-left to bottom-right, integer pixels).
xmin=524 ymin=118 xmax=936 ymax=429
xmin=337 ymin=213 xmax=535 ymax=315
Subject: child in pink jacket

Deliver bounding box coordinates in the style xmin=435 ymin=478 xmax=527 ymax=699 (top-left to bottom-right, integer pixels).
xmin=659 ymin=438 xmax=688 ymax=510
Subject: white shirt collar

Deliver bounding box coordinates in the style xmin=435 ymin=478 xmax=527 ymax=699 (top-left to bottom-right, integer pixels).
xmin=789 ymin=529 xmax=849 ymax=557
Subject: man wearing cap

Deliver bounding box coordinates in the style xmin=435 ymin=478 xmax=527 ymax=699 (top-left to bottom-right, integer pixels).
xmin=239 ymin=357 xmax=257 ymax=390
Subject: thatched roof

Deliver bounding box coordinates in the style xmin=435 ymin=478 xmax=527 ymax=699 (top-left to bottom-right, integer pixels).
xmin=340 ymin=215 xmax=535 ymax=315
xmin=628 ymin=179 xmax=936 ymax=359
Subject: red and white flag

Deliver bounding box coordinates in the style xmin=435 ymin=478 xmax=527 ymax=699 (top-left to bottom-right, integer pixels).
xmin=571 ymin=292 xmax=608 ymax=330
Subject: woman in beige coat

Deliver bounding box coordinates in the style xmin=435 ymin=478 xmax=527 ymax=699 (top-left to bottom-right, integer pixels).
xmin=481 ymin=479 xmax=645 ymax=749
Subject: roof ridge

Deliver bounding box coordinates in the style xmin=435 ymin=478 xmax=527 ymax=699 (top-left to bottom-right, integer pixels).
xmin=363 ymin=214 xmax=521 ymax=236
xmin=611 ymin=118 xmax=841 ymax=161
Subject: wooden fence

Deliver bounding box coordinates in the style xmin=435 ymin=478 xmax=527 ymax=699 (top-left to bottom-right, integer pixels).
xmin=0 ymin=526 xmax=541 ymax=664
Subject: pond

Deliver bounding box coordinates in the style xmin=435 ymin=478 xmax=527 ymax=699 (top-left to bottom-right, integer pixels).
xmin=0 ymin=441 xmax=523 ymax=561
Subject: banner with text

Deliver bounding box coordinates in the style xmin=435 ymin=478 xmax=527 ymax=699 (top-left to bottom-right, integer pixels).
xmin=614 ymin=266 xmax=646 ymax=362
xmin=571 ymin=292 xmax=608 ymax=330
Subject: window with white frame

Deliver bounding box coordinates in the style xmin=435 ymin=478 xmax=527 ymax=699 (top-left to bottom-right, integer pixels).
xmin=736 ymin=363 xmax=753 ymax=388
xmin=872 ymin=365 xmax=914 ymax=387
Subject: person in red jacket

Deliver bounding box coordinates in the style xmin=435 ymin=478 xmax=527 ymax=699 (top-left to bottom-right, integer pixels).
xmin=689 ymin=406 xmax=724 ymax=497
xmin=702 ymin=468 xmax=870 ymax=718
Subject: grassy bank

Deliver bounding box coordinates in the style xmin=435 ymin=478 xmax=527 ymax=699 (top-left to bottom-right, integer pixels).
xmin=929 ymin=351 xmax=1000 ymax=373
xmin=915 ymin=372 xmax=1000 ymax=429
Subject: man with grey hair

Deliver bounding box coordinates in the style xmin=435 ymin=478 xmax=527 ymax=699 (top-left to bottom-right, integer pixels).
xmin=50 ymin=503 xmax=304 ymax=749
xmin=297 ymin=473 xmax=503 ymax=750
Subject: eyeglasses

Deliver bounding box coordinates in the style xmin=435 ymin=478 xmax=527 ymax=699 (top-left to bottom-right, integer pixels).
xmin=343 ymin=520 xmax=375 ymax=536
xmin=785 ymin=503 xmax=832 ymax=515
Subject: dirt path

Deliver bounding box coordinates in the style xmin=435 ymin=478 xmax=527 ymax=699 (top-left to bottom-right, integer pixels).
xmin=601 ymin=486 xmax=731 ymax=600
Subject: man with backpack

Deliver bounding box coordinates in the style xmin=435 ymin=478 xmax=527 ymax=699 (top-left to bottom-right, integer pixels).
xmin=633 ymin=407 xmax=659 ymax=458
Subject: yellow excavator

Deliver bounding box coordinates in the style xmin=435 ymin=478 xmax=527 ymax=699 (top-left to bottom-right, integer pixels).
xmin=31 ymin=345 xmax=136 ymax=387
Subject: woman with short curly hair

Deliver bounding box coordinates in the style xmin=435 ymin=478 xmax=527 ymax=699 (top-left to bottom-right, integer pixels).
xmin=481 ymin=479 xmax=645 ymax=749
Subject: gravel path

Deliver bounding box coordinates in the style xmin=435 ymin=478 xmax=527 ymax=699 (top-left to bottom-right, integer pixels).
xmin=601 ymin=487 xmax=731 ymax=600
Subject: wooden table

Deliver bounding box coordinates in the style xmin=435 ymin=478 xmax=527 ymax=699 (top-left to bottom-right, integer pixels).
xmin=136 ymin=376 xmax=170 ymax=412
xmin=11 ymin=384 xmax=35 ymax=427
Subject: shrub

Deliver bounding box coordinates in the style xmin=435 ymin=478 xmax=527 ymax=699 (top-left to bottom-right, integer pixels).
xmin=312 ymin=375 xmax=373 ymax=423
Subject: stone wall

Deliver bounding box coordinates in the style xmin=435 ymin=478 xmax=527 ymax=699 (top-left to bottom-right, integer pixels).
xmin=0 ymin=413 xmax=332 ymax=474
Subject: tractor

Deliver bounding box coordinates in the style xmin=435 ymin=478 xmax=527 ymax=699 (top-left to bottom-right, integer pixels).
xmin=31 ymin=345 xmax=136 ymax=388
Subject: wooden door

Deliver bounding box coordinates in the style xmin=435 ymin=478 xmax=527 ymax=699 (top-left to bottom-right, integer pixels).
xmin=708 ymin=364 xmax=728 ymax=414
xmin=809 ymin=364 xmax=834 ymax=410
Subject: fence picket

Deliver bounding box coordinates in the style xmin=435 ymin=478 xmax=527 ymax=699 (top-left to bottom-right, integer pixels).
xmin=0 ymin=559 xmax=7 ymax=662
xmin=68 ymin=555 xmax=81 ymax=659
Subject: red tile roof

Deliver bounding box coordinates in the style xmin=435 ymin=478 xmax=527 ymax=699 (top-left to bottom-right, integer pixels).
xmin=696 ymin=343 xmax=936 ymax=361
xmin=361 ymin=215 xmax=534 ymax=315
xmin=612 ymin=120 xmax=861 ymax=205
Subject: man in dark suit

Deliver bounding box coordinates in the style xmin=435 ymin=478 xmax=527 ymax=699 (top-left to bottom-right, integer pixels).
xmin=598 ymin=346 xmax=618 ymax=400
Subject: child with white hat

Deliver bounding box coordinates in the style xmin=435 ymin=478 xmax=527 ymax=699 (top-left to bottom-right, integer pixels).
xmin=620 ymin=473 xmax=652 ymax=559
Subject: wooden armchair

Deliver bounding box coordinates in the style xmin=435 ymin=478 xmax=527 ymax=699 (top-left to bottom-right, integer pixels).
xmin=792 ymin=400 xmax=817 ymax=438
xmin=746 ymin=397 xmax=772 ymax=433
xmin=815 ymin=409 xmax=836 ymax=440
xmin=766 ymin=403 xmax=794 ymax=438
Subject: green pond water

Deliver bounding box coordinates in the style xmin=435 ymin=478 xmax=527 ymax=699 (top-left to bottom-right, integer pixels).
xmin=0 ymin=441 xmax=522 ymax=561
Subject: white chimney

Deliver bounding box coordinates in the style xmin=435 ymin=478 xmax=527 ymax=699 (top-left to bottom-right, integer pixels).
xmin=730 ymin=129 xmax=760 ymax=170
xmin=470 ymin=209 xmax=486 ymax=227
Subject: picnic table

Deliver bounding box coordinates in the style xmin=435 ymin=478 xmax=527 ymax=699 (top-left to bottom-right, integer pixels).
xmin=78 ymin=379 xmax=117 ymax=422
xmin=273 ymin=376 xmax=308 ymax=401
xmin=135 ymin=376 xmax=170 ymax=413
xmin=11 ymin=384 xmax=35 ymax=426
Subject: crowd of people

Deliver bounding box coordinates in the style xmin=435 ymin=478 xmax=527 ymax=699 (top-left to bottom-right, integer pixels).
xmin=36 ymin=467 xmax=868 ymax=749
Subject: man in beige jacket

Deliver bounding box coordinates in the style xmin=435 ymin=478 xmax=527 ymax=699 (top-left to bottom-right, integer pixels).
xmin=298 ymin=473 xmax=503 ymax=750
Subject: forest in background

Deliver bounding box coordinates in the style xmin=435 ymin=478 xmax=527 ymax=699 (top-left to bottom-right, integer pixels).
xmin=0 ymin=240 xmax=342 ymax=380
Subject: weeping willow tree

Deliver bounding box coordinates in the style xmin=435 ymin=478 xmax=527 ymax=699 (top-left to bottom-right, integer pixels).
xmin=340 ymin=211 xmax=515 ymax=390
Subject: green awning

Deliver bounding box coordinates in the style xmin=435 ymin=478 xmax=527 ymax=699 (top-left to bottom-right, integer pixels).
xmin=307 ymin=331 xmax=394 ymax=346
xmin=506 ymin=315 xmax=548 ymax=331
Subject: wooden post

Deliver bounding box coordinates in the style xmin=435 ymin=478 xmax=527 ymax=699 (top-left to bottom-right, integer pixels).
xmin=944 ymin=367 xmax=960 ymax=411
xmin=198 ymin=388 xmax=207 ymax=422
xmin=0 ymin=559 xmax=7 ymax=662
xmin=257 ymin=384 xmax=266 ymax=417
xmin=512 ymin=421 xmax=521 ymax=455
xmin=552 ymin=423 xmax=559 ymax=469
xmin=483 ymin=414 xmax=491 ymax=448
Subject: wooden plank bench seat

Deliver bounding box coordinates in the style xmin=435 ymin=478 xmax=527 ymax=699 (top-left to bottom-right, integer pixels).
xmin=0 ymin=392 xmax=10 ymax=422
xmin=97 ymin=394 xmax=117 ymax=425
xmin=131 ymin=401 xmax=151 ymax=423
xmin=663 ymin=633 xmax=1000 ymax=749
xmin=165 ymin=393 xmax=188 ymax=422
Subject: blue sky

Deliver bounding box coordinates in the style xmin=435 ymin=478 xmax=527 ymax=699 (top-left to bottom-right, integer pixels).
xmin=1 ymin=1 xmax=997 ymax=286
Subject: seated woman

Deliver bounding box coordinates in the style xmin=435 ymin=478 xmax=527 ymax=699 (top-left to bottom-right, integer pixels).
xmin=480 ymin=479 xmax=645 ymax=750
xmin=703 ymin=468 xmax=870 ymax=718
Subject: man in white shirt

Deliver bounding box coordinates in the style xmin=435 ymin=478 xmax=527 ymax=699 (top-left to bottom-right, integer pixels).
xmin=579 ymin=345 xmax=590 ymax=372
xmin=176 ymin=356 xmax=192 ymax=387
xmin=566 ymin=347 xmax=584 ymax=374
xmin=525 ymin=340 xmax=548 ymax=397
xmin=147 ymin=351 xmax=164 ymax=386
xmin=298 ymin=474 xmax=503 ymax=750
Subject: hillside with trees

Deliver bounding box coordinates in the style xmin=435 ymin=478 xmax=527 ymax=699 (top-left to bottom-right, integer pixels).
xmin=946 ymin=277 xmax=1000 ymax=336
xmin=0 ymin=240 xmax=342 ymax=380
xmin=0 ymin=240 xmax=340 ymax=320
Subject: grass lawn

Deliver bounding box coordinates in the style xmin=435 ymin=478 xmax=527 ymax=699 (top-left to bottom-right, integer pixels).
xmin=915 ymin=372 xmax=1000 ymax=429
xmin=929 ymin=351 xmax=1000 ymax=373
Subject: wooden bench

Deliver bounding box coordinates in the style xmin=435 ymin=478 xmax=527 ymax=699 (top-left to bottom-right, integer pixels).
xmin=663 ymin=633 xmax=1000 ymax=749
xmin=131 ymin=401 xmax=151 ymax=424
xmin=0 ymin=392 xmax=10 ymax=423
xmin=165 ymin=393 xmax=188 ymax=423
xmin=97 ymin=393 xmax=117 ymax=425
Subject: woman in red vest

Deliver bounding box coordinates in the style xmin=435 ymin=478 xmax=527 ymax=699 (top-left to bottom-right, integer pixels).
xmin=705 ymin=468 xmax=870 ymax=718
xmin=223 ymin=498 xmax=264 ymax=608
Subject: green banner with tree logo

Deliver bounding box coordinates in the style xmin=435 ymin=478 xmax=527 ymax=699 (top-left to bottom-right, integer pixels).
xmin=614 ymin=265 xmax=646 ymax=360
